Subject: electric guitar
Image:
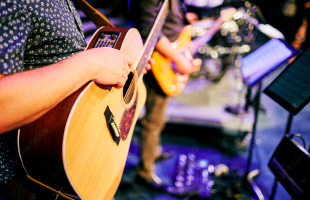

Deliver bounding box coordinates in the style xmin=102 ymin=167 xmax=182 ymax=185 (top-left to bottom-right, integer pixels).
xmin=17 ymin=0 xmax=169 ymax=199
xmin=151 ymin=7 xmax=237 ymax=96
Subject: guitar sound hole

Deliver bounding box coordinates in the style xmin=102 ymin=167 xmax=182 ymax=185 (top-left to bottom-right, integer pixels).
xmin=123 ymin=72 xmax=135 ymax=104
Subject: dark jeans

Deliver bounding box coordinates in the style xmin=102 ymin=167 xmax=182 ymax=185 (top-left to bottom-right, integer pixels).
xmin=137 ymin=73 xmax=170 ymax=178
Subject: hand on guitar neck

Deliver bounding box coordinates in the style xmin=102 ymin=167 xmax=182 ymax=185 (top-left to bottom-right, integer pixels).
xmin=189 ymin=7 xmax=237 ymax=55
xmin=154 ymin=7 xmax=237 ymax=76
xmin=155 ymin=36 xmax=202 ymax=76
xmin=186 ymin=7 xmax=237 ymax=25
xmin=218 ymin=7 xmax=238 ymax=23
xmin=151 ymin=7 xmax=237 ymax=96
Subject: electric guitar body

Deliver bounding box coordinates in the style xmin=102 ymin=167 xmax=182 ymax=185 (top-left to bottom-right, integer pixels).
xmin=151 ymin=25 xmax=193 ymax=97
xmin=151 ymin=7 xmax=237 ymax=97
xmin=17 ymin=0 xmax=170 ymax=198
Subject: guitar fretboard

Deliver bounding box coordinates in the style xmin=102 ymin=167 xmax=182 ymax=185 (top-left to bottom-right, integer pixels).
xmin=135 ymin=0 xmax=169 ymax=79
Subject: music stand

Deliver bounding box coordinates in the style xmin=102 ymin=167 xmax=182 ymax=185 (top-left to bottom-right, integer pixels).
xmin=263 ymin=47 xmax=310 ymax=200
xmin=238 ymin=38 xmax=298 ymax=199
xmin=226 ymin=39 xmax=298 ymax=114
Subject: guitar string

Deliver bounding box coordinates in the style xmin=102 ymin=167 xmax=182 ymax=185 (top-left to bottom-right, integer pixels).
xmin=115 ymin=34 xmax=191 ymax=122
xmin=106 ymin=4 xmax=224 ymax=133
xmin=115 ymin=45 xmax=149 ymax=121
xmin=116 ymin=5 xmax=166 ymax=120
xmin=114 ymin=75 xmax=138 ymax=135
xmin=116 ymin=53 xmax=148 ymax=122
xmin=115 ymin=80 xmax=133 ymax=120
xmin=112 ymin=4 xmax=169 ymax=128
xmin=107 ymin=11 xmax=231 ymax=146
xmin=114 ymin=71 xmax=136 ymax=123
xmin=124 ymin=72 xmax=136 ymax=103
xmin=115 ymin=30 xmax=198 ymax=122
xmin=120 ymin=71 xmax=137 ymax=114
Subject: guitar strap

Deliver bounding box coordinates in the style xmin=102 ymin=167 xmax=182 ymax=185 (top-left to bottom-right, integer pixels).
xmin=71 ymin=0 xmax=115 ymax=28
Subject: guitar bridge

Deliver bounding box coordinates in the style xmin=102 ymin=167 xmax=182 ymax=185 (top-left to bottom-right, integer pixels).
xmin=104 ymin=106 xmax=120 ymax=145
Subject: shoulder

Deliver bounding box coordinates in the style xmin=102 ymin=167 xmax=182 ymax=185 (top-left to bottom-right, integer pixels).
xmin=0 ymin=0 xmax=33 ymax=22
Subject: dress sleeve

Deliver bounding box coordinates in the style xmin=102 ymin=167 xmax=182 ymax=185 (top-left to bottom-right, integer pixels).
xmin=0 ymin=2 xmax=32 ymax=75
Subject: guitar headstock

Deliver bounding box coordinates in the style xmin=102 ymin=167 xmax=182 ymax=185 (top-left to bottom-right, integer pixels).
xmin=220 ymin=7 xmax=238 ymax=22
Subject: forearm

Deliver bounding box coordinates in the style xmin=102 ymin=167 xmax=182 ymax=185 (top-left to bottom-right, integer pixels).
xmin=155 ymin=36 xmax=180 ymax=61
xmin=0 ymin=52 xmax=93 ymax=134
xmin=154 ymin=36 xmax=198 ymax=75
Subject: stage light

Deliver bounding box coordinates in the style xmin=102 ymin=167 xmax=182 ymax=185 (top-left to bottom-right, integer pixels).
xmin=234 ymin=11 xmax=244 ymax=20
xmin=210 ymin=50 xmax=218 ymax=58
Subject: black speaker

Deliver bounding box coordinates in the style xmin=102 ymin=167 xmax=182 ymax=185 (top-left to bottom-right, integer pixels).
xmin=269 ymin=135 xmax=310 ymax=200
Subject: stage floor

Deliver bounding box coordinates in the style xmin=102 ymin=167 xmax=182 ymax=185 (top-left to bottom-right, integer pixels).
xmin=140 ymin=67 xmax=254 ymax=136
xmin=116 ymin=64 xmax=310 ymax=200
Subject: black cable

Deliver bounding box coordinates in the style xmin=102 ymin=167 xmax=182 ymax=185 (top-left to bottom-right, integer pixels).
xmin=257 ymin=180 xmax=270 ymax=199
xmin=250 ymin=138 xmax=262 ymax=175
xmin=18 ymin=175 xmax=26 ymax=200
xmin=288 ymin=133 xmax=306 ymax=149
xmin=36 ymin=185 xmax=57 ymax=200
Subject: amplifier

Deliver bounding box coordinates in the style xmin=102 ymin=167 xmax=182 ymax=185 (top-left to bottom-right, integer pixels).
xmin=268 ymin=135 xmax=310 ymax=200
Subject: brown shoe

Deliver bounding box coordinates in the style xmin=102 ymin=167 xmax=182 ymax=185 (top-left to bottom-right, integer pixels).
xmin=155 ymin=151 xmax=175 ymax=163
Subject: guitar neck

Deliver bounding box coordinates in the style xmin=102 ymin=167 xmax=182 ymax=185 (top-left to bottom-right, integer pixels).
xmin=188 ymin=17 xmax=224 ymax=56
xmin=135 ymin=0 xmax=169 ymax=80
xmin=71 ymin=0 xmax=115 ymax=28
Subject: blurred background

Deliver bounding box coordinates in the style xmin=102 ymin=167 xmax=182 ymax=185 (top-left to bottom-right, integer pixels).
xmin=76 ymin=1 xmax=310 ymax=199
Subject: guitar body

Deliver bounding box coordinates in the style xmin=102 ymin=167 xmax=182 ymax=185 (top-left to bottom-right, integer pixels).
xmin=18 ymin=27 xmax=146 ymax=200
xmin=151 ymin=25 xmax=193 ymax=96
xmin=151 ymin=7 xmax=238 ymax=97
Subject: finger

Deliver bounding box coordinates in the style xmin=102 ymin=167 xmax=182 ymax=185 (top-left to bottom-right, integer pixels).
xmin=183 ymin=75 xmax=189 ymax=81
xmin=114 ymin=84 xmax=122 ymax=89
xmin=123 ymin=53 xmax=134 ymax=66
xmin=192 ymin=58 xmax=202 ymax=69
xmin=124 ymin=63 xmax=130 ymax=75
xmin=120 ymin=57 xmax=130 ymax=75
xmin=146 ymin=63 xmax=151 ymax=71
xmin=115 ymin=77 xmax=126 ymax=89
xmin=148 ymin=58 xmax=155 ymax=65
xmin=143 ymin=67 xmax=149 ymax=74
xmin=143 ymin=65 xmax=151 ymax=74
xmin=122 ymin=71 xmax=128 ymax=82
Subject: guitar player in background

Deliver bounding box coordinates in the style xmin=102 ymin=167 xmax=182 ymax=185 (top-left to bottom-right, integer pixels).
xmin=0 ymin=0 xmax=153 ymax=199
xmin=132 ymin=0 xmax=236 ymax=191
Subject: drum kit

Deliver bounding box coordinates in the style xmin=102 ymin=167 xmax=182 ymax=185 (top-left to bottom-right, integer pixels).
xmin=190 ymin=1 xmax=284 ymax=83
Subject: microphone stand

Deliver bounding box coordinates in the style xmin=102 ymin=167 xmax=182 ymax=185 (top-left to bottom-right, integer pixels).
xmin=242 ymin=81 xmax=265 ymax=200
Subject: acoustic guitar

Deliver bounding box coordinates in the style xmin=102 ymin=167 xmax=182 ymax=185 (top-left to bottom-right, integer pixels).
xmin=151 ymin=7 xmax=237 ymax=96
xmin=17 ymin=0 xmax=169 ymax=199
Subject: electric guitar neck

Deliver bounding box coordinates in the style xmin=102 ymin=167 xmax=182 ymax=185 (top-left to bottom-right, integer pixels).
xmin=151 ymin=7 xmax=237 ymax=96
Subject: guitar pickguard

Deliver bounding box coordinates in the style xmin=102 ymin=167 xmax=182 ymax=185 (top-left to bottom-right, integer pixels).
xmin=119 ymin=92 xmax=138 ymax=141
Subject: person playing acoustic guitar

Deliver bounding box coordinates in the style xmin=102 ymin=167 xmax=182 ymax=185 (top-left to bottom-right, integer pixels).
xmin=132 ymin=0 xmax=237 ymax=191
xmin=0 ymin=0 xmax=152 ymax=199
